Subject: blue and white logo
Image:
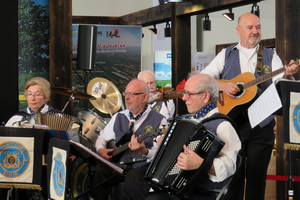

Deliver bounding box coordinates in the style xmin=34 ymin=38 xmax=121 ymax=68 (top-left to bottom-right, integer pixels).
xmin=293 ymin=103 xmax=300 ymax=134
xmin=0 ymin=141 xmax=30 ymax=178
xmin=53 ymin=152 xmax=66 ymax=197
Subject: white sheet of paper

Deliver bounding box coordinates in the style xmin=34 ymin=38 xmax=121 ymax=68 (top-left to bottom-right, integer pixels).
xmin=248 ymin=83 xmax=282 ymax=128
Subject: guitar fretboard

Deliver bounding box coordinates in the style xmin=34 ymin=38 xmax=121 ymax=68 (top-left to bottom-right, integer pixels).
xmin=112 ymin=128 xmax=160 ymax=157
xmin=243 ymin=59 xmax=300 ymax=90
xmin=243 ymin=67 xmax=285 ymax=90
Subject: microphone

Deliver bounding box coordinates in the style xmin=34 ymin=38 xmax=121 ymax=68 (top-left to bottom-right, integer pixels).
xmin=119 ymin=155 xmax=147 ymax=165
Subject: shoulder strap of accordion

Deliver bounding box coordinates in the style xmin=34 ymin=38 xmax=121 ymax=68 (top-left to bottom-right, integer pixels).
xmin=201 ymin=113 xmax=240 ymax=138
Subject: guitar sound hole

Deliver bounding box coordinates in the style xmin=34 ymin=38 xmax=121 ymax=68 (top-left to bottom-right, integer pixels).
xmin=232 ymin=83 xmax=245 ymax=99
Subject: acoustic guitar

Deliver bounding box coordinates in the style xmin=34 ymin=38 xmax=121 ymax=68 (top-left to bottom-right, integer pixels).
xmin=218 ymin=59 xmax=300 ymax=118
xmin=107 ymin=127 xmax=162 ymax=163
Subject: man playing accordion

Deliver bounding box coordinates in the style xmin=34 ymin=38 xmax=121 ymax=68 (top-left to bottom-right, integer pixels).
xmin=146 ymin=73 xmax=241 ymax=200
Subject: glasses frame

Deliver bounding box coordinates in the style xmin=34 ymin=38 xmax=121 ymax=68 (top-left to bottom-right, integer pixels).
xmin=25 ymin=92 xmax=45 ymax=98
xmin=122 ymin=92 xmax=145 ymax=97
xmin=182 ymin=91 xmax=205 ymax=98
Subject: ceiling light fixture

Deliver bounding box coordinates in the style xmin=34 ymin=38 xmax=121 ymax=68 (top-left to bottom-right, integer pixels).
xmin=165 ymin=21 xmax=171 ymax=37
xmin=223 ymin=8 xmax=234 ymax=21
xmin=251 ymin=2 xmax=260 ymax=17
xmin=149 ymin=25 xmax=157 ymax=34
xmin=203 ymin=13 xmax=211 ymax=31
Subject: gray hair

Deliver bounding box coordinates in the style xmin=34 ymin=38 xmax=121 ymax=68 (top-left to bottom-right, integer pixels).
xmin=137 ymin=70 xmax=155 ymax=80
xmin=193 ymin=74 xmax=219 ymax=103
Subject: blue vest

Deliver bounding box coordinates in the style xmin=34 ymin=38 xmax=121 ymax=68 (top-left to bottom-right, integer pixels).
xmin=221 ymin=44 xmax=274 ymax=91
xmin=221 ymin=45 xmax=275 ymax=127
xmin=151 ymin=101 xmax=163 ymax=113
xmin=113 ymin=109 xmax=164 ymax=167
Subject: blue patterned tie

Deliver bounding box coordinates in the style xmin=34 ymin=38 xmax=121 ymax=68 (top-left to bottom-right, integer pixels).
xmin=193 ymin=102 xmax=217 ymax=119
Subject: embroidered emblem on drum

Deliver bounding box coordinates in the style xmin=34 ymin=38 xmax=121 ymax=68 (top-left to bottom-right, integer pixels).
xmin=0 ymin=141 xmax=29 ymax=178
xmin=53 ymin=152 xmax=66 ymax=197
xmin=144 ymin=125 xmax=153 ymax=134
xmin=154 ymin=105 xmax=161 ymax=113
xmin=293 ymin=103 xmax=300 ymax=134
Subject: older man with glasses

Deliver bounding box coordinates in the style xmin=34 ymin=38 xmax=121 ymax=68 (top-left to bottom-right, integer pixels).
xmin=146 ymin=73 xmax=241 ymax=200
xmin=93 ymin=79 xmax=167 ymax=200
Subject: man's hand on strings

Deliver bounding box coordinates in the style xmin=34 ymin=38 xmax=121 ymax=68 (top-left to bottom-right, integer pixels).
xmin=284 ymin=59 xmax=299 ymax=79
xmin=219 ymin=81 xmax=240 ymax=98
xmin=98 ymin=148 xmax=114 ymax=160
xmin=128 ymin=134 xmax=148 ymax=155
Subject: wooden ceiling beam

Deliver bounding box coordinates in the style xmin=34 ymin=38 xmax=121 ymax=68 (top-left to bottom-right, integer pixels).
xmin=72 ymin=16 xmax=121 ymax=25
xmin=72 ymin=0 xmax=262 ymax=26
xmin=120 ymin=0 xmax=261 ymax=26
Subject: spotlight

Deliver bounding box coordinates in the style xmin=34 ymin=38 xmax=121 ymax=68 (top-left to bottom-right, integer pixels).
xmin=203 ymin=13 xmax=211 ymax=31
xmin=251 ymin=3 xmax=260 ymax=17
xmin=149 ymin=25 xmax=157 ymax=34
xmin=164 ymin=21 xmax=171 ymax=37
xmin=223 ymin=8 xmax=234 ymax=21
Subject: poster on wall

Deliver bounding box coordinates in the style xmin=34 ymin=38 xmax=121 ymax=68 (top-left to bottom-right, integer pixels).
xmin=154 ymin=51 xmax=172 ymax=88
xmin=191 ymin=53 xmax=214 ymax=73
xmin=72 ymin=24 xmax=142 ymax=114
xmin=18 ymin=0 xmax=49 ymax=109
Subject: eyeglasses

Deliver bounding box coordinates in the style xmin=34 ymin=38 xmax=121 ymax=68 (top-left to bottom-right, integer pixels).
xmin=183 ymin=91 xmax=204 ymax=98
xmin=122 ymin=92 xmax=145 ymax=97
xmin=26 ymin=92 xmax=45 ymax=98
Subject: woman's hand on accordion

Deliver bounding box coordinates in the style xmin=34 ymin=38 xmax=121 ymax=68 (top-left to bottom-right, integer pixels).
xmin=176 ymin=145 xmax=204 ymax=170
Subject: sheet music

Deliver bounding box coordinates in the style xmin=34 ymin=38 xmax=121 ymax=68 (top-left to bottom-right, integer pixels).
xmin=248 ymin=83 xmax=282 ymax=128
xmin=69 ymin=140 xmax=124 ymax=174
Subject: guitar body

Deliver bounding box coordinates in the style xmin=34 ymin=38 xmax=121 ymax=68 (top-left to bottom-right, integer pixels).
xmin=106 ymin=132 xmax=131 ymax=163
xmin=218 ymin=72 xmax=257 ymax=118
xmin=217 ymin=59 xmax=299 ymax=118
xmin=106 ymin=128 xmax=162 ymax=163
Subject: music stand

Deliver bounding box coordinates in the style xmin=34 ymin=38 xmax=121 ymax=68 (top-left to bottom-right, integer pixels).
xmin=0 ymin=127 xmax=45 ymax=190
xmin=275 ymin=79 xmax=300 ymax=199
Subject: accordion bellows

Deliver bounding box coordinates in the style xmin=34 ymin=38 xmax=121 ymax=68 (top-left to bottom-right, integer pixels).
xmin=35 ymin=112 xmax=79 ymax=131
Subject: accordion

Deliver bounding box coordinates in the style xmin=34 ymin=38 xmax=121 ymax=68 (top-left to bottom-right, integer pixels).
xmin=35 ymin=112 xmax=79 ymax=131
xmin=145 ymin=117 xmax=225 ymax=197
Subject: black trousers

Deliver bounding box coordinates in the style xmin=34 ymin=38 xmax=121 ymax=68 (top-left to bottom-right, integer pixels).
xmin=112 ymin=164 xmax=151 ymax=200
xmin=225 ymin=118 xmax=275 ymax=200
xmin=92 ymin=163 xmax=151 ymax=200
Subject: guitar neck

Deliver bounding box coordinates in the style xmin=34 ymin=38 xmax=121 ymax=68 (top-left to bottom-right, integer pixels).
xmin=112 ymin=141 xmax=130 ymax=156
xmin=243 ymin=67 xmax=285 ymax=90
xmin=112 ymin=129 xmax=159 ymax=157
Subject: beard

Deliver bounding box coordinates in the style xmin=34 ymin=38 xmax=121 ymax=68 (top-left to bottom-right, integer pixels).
xmin=247 ymin=35 xmax=260 ymax=46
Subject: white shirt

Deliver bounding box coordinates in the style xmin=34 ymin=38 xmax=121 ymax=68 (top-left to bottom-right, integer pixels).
xmin=201 ymin=43 xmax=284 ymax=82
xmin=191 ymin=108 xmax=241 ymax=182
xmin=5 ymin=104 xmax=52 ymax=127
xmin=150 ymin=100 xmax=175 ymax=120
xmin=95 ymin=105 xmax=168 ymax=160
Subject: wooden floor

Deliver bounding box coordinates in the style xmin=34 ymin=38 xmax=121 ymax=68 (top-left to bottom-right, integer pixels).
xmin=265 ymin=151 xmax=276 ymax=200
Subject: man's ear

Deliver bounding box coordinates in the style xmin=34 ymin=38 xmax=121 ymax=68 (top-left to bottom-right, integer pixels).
xmin=203 ymin=92 xmax=211 ymax=104
xmin=143 ymin=93 xmax=149 ymax=103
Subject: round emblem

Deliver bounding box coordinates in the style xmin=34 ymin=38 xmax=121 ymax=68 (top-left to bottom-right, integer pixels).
xmin=53 ymin=152 xmax=66 ymax=197
xmin=144 ymin=125 xmax=153 ymax=134
xmin=293 ymin=104 xmax=300 ymax=134
xmin=154 ymin=105 xmax=161 ymax=113
xmin=262 ymin=65 xmax=271 ymax=74
xmin=0 ymin=141 xmax=30 ymax=178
